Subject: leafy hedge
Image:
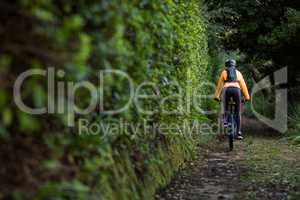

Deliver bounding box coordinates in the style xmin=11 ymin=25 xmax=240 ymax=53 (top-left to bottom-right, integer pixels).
xmin=286 ymin=104 xmax=300 ymax=146
xmin=0 ymin=0 xmax=209 ymax=199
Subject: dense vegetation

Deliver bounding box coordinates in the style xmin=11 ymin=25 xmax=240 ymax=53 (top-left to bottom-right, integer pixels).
xmin=0 ymin=0 xmax=210 ymax=199
xmin=206 ymin=0 xmax=300 ymax=82
xmin=206 ymin=0 xmax=300 ymax=140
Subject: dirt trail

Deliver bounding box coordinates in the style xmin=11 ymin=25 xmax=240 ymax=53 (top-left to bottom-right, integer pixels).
xmin=156 ymin=134 xmax=300 ymax=200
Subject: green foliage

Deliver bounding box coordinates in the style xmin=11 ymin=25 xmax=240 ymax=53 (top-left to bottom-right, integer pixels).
xmin=286 ymin=104 xmax=300 ymax=145
xmin=205 ymin=0 xmax=300 ymax=92
xmin=205 ymin=0 xmax=300 ymax=138
xmin=243 ymin=91 xmax=275 ymax=119
xmin=239 ymin=137 xmax=300 ymax=200
xmin=0 ymin=0 xmax=209 ymax=199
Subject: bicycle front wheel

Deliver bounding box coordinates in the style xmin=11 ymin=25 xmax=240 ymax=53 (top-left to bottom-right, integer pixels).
xmin=228 ymin=115 xmax=235 ymax=151
xmin=229 ymin=133 xmax=234 ymax=151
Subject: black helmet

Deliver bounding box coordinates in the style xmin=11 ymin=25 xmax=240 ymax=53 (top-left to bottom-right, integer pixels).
xmin=225 ymin=59 xmax=236 ymax=68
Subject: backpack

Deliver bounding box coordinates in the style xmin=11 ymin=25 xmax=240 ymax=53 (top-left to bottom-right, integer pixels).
xmin=225 ymin=67 xmax=237 ymax=82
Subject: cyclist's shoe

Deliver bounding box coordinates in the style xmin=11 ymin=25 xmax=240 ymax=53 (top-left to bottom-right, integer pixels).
xmin=236 ymin=135 xmax=243 ymax=140
xmin=236 ymin=132 xmax=243 ymax=140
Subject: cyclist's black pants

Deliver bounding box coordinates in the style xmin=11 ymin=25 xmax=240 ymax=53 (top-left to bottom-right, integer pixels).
xmin=222 ymin=87 xmax=241 ymax=134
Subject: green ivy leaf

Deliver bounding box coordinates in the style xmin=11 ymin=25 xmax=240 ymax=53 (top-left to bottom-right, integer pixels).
xmin=2 ymin=108 xmax=12 ymax=126
xmin=17 ymin=112 xmax=41 ymax=133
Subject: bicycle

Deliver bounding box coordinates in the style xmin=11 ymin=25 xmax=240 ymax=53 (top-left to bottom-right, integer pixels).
xmin=220 ymin=97 xmax=238 ymax=151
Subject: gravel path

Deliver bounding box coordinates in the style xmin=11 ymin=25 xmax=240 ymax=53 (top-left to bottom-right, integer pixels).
xmin=156 ymin=135 xmax=300 ymax=200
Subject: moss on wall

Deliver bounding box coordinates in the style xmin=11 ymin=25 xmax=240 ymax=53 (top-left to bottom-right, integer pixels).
xmin=0 ymin=0 xmax=210 ymax=199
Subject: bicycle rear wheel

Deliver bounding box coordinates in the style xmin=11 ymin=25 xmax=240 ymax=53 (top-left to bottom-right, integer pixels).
xmin=228 ymin=115 xmax=235 ymax=151
xmin=229 ymin=134 xmax=234 ymax=151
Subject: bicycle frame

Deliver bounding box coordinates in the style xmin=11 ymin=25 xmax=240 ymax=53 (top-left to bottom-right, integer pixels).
xmin=222 ymin=97 xmax=238 ymax=151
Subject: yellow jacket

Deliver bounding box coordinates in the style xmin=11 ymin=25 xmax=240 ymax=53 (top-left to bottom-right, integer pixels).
xmin=214 ymin=68 xmax=250 ymax=100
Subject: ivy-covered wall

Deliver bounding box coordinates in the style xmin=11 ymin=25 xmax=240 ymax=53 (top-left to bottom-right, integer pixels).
xmin=0 ymin=0 xmax=209 ymax=199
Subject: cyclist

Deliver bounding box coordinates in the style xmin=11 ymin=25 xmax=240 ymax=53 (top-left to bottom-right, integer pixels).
xmin=214 ymin=59 xmax=250 ymax=140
